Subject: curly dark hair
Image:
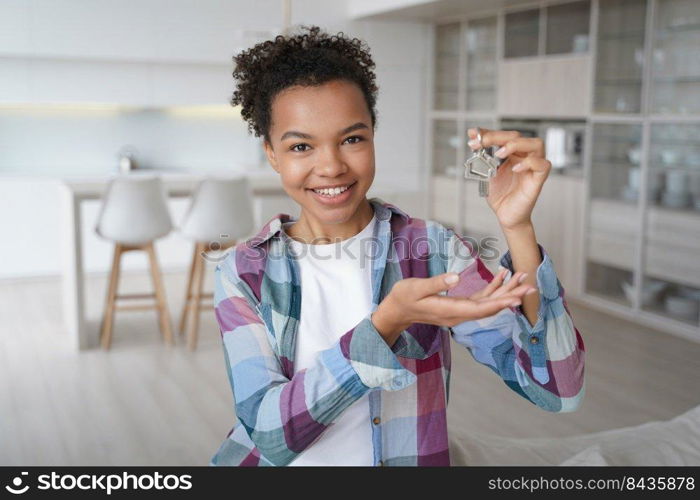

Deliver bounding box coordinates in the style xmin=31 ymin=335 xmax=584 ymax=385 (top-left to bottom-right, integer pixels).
xmin=230 ymin=25 xmax=379 ymax=144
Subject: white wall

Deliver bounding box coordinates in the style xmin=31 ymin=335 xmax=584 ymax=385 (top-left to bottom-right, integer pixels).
xmin=0 ymin=0 xmax=430 ymax=279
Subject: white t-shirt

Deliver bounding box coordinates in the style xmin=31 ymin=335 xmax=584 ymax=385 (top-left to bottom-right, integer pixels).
xmin=282 ymin=213 xmax=378 ymax=466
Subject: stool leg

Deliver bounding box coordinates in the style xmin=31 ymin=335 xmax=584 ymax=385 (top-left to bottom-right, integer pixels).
xmin=178 ymin=243 xmax=199 ymax=337
xmin=100 ymin=244 xmax=123 ymax=350
xmin=186 ymin=241 xmax=207 ymax=351
xmin=146 ymin=242 xmax=174 ymax=345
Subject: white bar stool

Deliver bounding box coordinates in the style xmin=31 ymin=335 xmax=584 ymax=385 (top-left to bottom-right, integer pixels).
xmin=177 ymin=175 xmax=255 ymax=350
xmin=95 ymin=175 xmax=174 ymax=350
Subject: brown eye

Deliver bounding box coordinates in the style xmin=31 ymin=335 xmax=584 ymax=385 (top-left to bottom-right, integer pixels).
xmin=344 ymin=136 xmax=363 ymax=144
xmin=291 ymin=143 xmax=310 ymax=152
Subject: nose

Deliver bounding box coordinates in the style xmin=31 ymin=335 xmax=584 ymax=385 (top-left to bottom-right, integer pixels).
xmin=314 ymin=144 xmax=347 ymax=177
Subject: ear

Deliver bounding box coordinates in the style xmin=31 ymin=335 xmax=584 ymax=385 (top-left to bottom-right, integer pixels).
xmin=263 ymin=138 xmax=279 ymax=174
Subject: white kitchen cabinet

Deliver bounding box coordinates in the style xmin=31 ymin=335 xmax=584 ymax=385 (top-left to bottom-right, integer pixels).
xmin=150 ymin=64 xmax=233 ymax=107
xmin=504 ymin=8 xmax=540 ymax=59
xmin=28 ymin=58 xmax=154 ymax=107
xmin=424 ymin=1 xmax=700 ymax=341
xmin=0 ymin=0 xmax=280 ymax=107
xmin=0 ymin=57 xmax=233 ymax=108
xmin=594 ymin=0 xmax=647 ymax=113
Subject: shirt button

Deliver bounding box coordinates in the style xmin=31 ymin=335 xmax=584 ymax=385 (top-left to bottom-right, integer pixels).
xmin=530 ymin=336 xmax=539 ymax=344
xmin=373 ymin=417 xmax=381 ymax=425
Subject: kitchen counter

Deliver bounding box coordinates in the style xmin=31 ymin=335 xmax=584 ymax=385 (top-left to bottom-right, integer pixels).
xmin=60 ymin=170 xmax=287 ymax=351
xmin=62 ymin=170 xmax=284 ymax=198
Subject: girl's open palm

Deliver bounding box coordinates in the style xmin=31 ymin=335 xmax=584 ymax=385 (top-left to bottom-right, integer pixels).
xmin=375 ymin=268 xmax=537 ymax=337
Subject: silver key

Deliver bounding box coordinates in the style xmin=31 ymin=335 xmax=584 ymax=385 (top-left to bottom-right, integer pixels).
xmin=463 ymin=128 xmax=503 ymax=197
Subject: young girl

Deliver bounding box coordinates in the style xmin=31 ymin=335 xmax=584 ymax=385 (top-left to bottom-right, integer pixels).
xmin=210 ymin=25 xmax=585 ymax=467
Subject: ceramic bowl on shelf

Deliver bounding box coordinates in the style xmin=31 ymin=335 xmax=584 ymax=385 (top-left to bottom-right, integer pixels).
xmin=664 ymin=295 xmax=700 ymax=321
xmin=621 ymin=280 xmax=666 ymax=307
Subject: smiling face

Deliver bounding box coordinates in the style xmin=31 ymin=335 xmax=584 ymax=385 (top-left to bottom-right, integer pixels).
xmin=263 ymin=79 xmax=376 ymax=242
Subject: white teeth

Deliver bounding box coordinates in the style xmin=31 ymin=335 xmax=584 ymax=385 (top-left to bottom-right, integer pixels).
xmin=313 ymin=184 xmax=351 ymax=196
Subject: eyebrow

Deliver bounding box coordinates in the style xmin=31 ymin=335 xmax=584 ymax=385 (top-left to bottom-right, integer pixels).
xmin=279 ymin=122 xmax=369 ymax=142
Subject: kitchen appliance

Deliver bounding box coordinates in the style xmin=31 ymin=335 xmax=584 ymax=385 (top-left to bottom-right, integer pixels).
xmin=500 ymin=118 xmax=585 ymax=172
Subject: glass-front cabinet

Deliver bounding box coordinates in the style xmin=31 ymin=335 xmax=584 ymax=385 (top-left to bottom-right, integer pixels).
xmin=585 ymin=0 xmax=700 ymax=335
xmin=504 ymin=8 xmax=540 ymax=58
xmin=433 ymin=23 xmax=460 ymax=110
xmin=585 ymin=123 xmax=642 ymax=306
xmin=651 ymin=0 xmax=700 ymax=114
xmin=594 ymin=0 xmax=647 ymax=113
xmin=585 ymin=119 xmax=700 ymax=328
xmin=641 ymin=122 xmax=700 ymax=326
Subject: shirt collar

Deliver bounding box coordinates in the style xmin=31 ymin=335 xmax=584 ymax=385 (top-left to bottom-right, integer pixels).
xmin=246 ymin=197 xmax=410 ymax=248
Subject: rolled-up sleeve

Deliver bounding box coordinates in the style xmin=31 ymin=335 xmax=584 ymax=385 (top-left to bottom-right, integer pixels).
xmin=441 ymin=227 xmax=586 ymax=413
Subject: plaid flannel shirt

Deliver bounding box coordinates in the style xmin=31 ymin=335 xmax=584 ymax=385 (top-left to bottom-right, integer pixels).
xmin=210 ymin=197 xmax=585 ymax=466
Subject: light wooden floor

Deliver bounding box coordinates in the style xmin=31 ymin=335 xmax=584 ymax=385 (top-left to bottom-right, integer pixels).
xmin=1 ymin=267 xmax=699 ymax=465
